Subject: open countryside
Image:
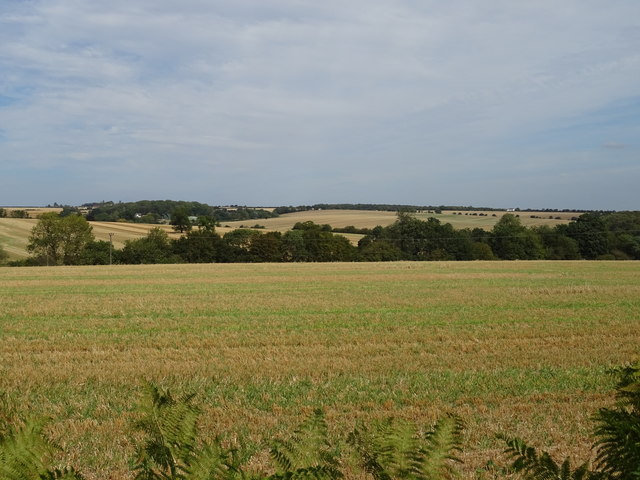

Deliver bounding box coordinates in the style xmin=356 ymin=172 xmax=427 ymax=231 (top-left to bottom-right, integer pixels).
xmin=0 ymin=207 xmax=577 ymax=260
xmin=220 ymin=209 xmax=577 ymax=232
xmin=1 ymin=260 xmax=639 ymax=479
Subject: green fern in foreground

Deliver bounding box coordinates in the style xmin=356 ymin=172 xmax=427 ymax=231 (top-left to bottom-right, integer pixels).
xmin=0 ymin=419 xmax=53 ymax=480
xmin=499 ymin=362 xmax=640 ymax=480
xmin=269 ymin=409 xmax=341 ymax=480
xmin=131 ymin=381 xmax=245 ymax=480
xmin=0 ymin=417 xmax=84 ymax=480
xmin=348 ymin=414 xmax=464 ymax=480
xmin=499 ymin=435 xmax=590 ymax=480
xmin=592 ymin=364 xmax=640 ymax=480
xmin=132 ymin=383 xmax=342 ymax=480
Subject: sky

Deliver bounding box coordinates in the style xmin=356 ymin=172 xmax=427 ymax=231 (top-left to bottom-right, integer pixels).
xmin=0 ymin=1 xmax=638 ymax=210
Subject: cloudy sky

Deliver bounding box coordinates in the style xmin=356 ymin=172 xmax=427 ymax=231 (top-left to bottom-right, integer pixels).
xmin=1 ymin=1 xmax=638 ymax=210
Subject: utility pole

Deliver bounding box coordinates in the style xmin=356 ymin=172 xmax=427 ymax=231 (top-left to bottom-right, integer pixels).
xmin=109 ymin=233 xmax=114 ymax=265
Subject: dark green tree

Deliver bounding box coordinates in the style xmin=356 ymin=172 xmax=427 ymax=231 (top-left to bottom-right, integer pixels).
xmin=170 ymin=207 xmax=192 ymax=233
xmin=563 ymin=213 xmax=609 ymax=259
xmin=172 ymin=229 xmax=226 ymax=263
xmin=223 ymin=229 xmax=259 ymax=250
xmin=79 ymin=240 xmax=113 ymax=265
xmin=120 ymin=228 xmax=176 ymax=264
xmin=248 ymin=231 xmax=283 ymax=262
xmin=59 ymin=206 xmax=81 ymax=217
xmin=358 ymin=240 xmax=404 ymax=261
xmin=380 ymin=213 xmax=473 ymax=260
xmin=281 ymin=230 xmax=309 ymax=262
xmin=196 ymin=216 xmax=219 ymax=233
xmin=9 ymin=210 xmax=29 ymax=218
xmin=470 ymin=242 xmax=495 ymax=260
xmin=222 ymin=229 xmax=260 ymax=262
xmin=27 ymin=213 xmax=94 ymax=265
xmin=602 ymin=211 xmax=640 ymax=260
xmin=533 ymin=226 xmax=581 ymax=260
xmin=490 ymin=214 xmax=544 ymax=260
xmin=300 ymin=226 xmax=356 ymax=262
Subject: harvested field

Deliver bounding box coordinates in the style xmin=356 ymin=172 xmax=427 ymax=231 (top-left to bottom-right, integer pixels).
xmin=0 ymin=261 xmax=638 ymax=478
xmin=89 ymin=221 xmax=178 ymax=246
xmin=0 ymin=218 xmax=39 ymax=258
xmin=0 ymin=206 xmax=62 ymax=217
xmin=221 ymin=209 xmax=398 ymax=230
xmin=0 ymin=219 xmax=178 ymax=259
xmin=221 ymin=209 xmax=576 ymax=232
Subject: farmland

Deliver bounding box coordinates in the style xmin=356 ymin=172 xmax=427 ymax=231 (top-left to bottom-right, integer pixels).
xmin=0 ymin=218 xmax=179 ymax=260
xmin=219 ymin=208 xmax=576 ymax=233
xmin=1 ymin=261 xmax=638 ymax=478
xmin=1 ymin=208 xmax=576 ymax=259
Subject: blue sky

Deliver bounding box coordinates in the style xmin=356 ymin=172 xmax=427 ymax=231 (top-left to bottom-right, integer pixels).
xmin=0 ymin=1 xmax=638 ymax=210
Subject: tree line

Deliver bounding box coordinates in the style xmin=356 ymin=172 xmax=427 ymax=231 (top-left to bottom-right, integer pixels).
xmin=0 ymin=208 xmax=30 ymax=218
xmin=85 ymin=200 xmax=278 ymax=224
xmin=4 ymin=210 xmax=639 ymax=266
xmin=275 ymin=204 xmax=590 ymax=214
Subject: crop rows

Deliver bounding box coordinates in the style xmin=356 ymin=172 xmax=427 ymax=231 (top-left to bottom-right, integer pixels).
xmin=1 ymin=261 xmax=638 ymax=478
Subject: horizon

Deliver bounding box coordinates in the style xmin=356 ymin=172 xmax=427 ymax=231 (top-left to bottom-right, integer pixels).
xmin=0 ymin=199 xmax=615 ymax=212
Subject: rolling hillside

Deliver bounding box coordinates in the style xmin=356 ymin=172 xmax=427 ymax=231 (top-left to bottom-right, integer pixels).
xmin=1 ymin=208 xmax=576 ymax=260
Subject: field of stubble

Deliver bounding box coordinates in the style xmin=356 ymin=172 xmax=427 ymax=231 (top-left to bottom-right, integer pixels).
xmin=1 ymin=261 xmax=638 ymax=479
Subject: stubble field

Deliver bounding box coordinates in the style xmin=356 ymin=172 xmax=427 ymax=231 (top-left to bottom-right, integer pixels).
xmin=220 ymin=209 xmax=575 ymax=232
xmin=0 ymin=219 xmax=178 ymax=259
xmin=1 ymin=261 xmax=638 ymax=479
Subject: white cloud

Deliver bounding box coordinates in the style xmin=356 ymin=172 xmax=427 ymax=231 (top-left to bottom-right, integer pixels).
xmin=0 ymin=0 xmax=639 ymax=208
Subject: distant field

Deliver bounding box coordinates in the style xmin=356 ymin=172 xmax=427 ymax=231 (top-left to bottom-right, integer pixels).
xmin=428 ymin=209 xmax=577 ymax=229
xmin=220 ymin=209 xmax=577 ymax=233
xmin=89 ymin=221 xmax=178 ymax=246
xmin=0 ymin=206 xmax=62 ymax=217
xmin=0 ymin=219 xmax=179 ymax=259
xmin=0 ymin=261 xmax=638 ymax=479
xmin=0 ymin=209 xmax=577 ymax=259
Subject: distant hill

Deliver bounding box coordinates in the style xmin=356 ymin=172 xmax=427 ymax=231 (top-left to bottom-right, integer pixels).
xmin=84 ymin=200 xmax=278 ymax=224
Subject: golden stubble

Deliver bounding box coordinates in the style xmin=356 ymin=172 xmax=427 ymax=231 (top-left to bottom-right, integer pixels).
xmin=1 ymin=261 xmax=638 ymax=479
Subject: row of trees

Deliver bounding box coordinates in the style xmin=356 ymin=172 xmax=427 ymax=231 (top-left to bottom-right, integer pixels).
xmin=86 ymin=200 xmax=277 ymax=224
xmin=0 ymin=208 xmax=30 ymax=218
xmin=357 ymin=211 xmax=640 ymax=261
xmin=118 ymin=222 xmax=358 ymax=265
xmin=275 ymin=204 xmax=589 ymax=214
xmin=5 ymin=211 xmax=639 ymax=266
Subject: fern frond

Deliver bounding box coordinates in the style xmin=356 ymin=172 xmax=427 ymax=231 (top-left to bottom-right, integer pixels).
xmin=500 ymin=435 xmax=590 ymax=480
xmin=270 ymin=409 xmax=340 ymax=478
xmin=592 ymin=363 xmax=640 ymax=479
xmin=0 ymin=418 xmax=54 ymax=480
xmin=349 ymin=415 xmax=463 ymax=480
xmin=38 ymin=466 xmax=86 ymax=479
xmin=266 ymin=465 xmax=340 ymax=480
xmin=132 ymin=381 xmax=200 ymax=479
xmin=416 ymin=414 xmax=464 ymax=480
